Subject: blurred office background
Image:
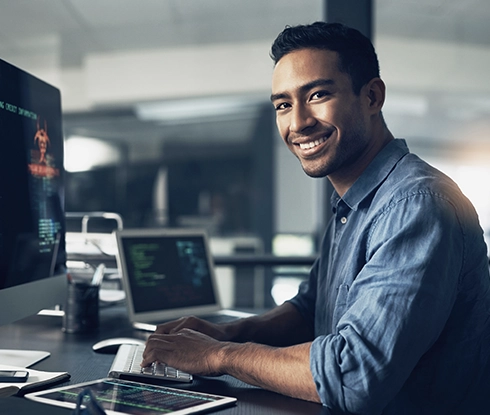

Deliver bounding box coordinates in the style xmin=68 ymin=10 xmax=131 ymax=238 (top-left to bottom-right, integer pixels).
xmin=1 ymin=0 xmax=489 ymax=307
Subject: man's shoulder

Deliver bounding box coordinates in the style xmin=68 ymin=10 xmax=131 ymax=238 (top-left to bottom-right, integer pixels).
xmin=369 ymin=152 xmax=476 ymax=222
xmin=383 ymin=152 xmax=460 ymax=201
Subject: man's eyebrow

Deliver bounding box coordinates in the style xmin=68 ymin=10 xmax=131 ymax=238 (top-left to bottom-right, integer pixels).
xmin=270 ymin=78 xmax=335 ymax=102
xmin=270 ymin=92 xmax=288 ymax=102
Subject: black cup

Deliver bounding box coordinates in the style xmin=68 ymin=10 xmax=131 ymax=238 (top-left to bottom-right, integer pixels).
xmin=62 ymin=282 xmax=99 ymax=333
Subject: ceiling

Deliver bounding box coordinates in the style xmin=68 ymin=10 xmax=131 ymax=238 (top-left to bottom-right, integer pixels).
xmin=376 ymin=0 xmax=490 ymax=47
xmin=0 ymin=0 xmax=323 ymax=69
xmin=1 ymin=0 xmax=490 ymax=69
xmin=1 ymin=0 xmax=490 ymax=161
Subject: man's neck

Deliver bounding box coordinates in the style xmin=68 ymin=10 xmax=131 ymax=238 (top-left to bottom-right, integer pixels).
xmin=329 ymin=129 xmax=395 ymax=197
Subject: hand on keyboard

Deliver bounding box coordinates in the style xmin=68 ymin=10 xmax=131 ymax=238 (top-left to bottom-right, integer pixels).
xmin=154 ymin=315 xmax=235 ymax=341
xmin=142 ymin=328 xmax=224 ymax=377
xmin=109 ymin=344 xmax=192 ymax=383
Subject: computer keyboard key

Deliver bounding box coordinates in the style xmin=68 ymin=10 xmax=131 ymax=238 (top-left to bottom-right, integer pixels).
xmin=109 ymin=344 xmax=193 ymax=383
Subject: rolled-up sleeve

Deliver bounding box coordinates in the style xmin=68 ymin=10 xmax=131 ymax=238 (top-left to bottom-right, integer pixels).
xmin=303 ymin=192 xmax=468 ymax=414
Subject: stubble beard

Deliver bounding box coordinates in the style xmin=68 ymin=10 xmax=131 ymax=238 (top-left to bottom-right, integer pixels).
xmin=299 ymin=123 xmax=370 ymax=179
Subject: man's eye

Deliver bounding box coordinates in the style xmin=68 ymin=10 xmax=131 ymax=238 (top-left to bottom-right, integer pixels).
xmin=275 ymin=102 xmax=290 ymax=111
xmin=311 ymin=91 xmax=330 ymax=100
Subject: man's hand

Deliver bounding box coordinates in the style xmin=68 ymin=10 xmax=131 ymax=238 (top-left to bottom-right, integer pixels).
xmin=141 ymin=328 xmax=225 ymax=376
xmin=141 ymin=307 xmax=320 ymax=403
xmin=153 ymin=315 xmax=233 ymax=341
xmin=143 ymin=329 xmax=319 ymax=403
xmin=153 ymin=302 xmax=314 ymax=347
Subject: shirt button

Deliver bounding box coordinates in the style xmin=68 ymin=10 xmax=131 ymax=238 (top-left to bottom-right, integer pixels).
xmin=340 ymin=217 xmax=347 ymax=224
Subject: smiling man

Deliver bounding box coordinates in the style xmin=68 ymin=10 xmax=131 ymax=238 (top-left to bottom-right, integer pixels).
xmin=143 ymin=22 xmax=490 ymax=414
xmin=270 ymin=46 xmax=392 ymax=195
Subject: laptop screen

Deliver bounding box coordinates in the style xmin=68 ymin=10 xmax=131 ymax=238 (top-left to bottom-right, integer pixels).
xmin=116 ymin=229 xmax=221 ymax=323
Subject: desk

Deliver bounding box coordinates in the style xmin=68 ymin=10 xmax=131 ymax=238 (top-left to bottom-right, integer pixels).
xmin=0 ymin=304 xmax=328 ymax=415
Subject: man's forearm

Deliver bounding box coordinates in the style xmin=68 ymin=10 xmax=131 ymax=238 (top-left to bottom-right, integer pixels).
xmin=225 ymin=302 xmax=314 ymax=346
xmin=216 ymin=340 xmax=320 ymax=403
xmin=144 ymin=302 xmax=318 ymax=402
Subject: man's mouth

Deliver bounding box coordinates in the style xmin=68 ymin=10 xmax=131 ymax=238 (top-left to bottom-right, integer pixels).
xmin=298 ymin=135 xmax=328 ymax=150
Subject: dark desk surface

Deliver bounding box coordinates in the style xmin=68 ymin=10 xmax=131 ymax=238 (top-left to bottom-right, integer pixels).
xmin=0 ymin=304 xmax=327 ymax=415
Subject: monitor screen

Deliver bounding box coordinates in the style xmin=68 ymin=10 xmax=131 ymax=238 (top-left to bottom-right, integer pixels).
xmin=0 ymin=57 xmax=66 ymax=326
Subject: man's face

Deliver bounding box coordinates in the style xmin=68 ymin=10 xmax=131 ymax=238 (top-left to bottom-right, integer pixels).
xmin=271 ymin=48 xmax=372 ymax=179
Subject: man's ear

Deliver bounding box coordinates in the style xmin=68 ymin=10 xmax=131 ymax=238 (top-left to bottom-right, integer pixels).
xmin=364 ymin=77 xmax=385 ymax=114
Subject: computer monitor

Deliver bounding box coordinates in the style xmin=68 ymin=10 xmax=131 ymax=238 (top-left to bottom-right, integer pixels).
xmin=0 ymin=58 xmax=67 ymax=354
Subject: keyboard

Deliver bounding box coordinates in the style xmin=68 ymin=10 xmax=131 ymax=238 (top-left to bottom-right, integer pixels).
xmin=108 ymin=344 xmax=193 ymax=383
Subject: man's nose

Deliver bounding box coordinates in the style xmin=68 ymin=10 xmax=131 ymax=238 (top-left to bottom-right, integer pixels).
xmin=290 ymin=105 xmax=316 ymax=133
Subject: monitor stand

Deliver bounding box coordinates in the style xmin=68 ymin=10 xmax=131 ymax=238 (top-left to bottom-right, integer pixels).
xmin=0 ymin=349 xmax=50 ymax=367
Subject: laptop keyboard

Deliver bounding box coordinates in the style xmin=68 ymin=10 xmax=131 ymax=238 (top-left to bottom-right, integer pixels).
xmin=109 ymin=344 xmax=193 ymax=383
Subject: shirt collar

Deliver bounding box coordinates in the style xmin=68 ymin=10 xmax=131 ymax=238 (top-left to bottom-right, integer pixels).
xmin=331 ymin=139 xmax=410 ymax=211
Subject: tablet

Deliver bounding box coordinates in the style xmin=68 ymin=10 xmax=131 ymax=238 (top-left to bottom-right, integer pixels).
xmin=25 ymin=378 xmax=237 ymax=415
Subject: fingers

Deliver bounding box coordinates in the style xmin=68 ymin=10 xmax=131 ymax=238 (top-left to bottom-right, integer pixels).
xmin=140 ymin=329 xmax=222 ymax=376
xmin=154 ymin=318 xmax=186 ymax=334
xmin=144 ymin=316 xmax=228 ymax=375
xmin=155 ymin=316 xmax=203 ymax=334
xmin=143 ymin=318 xmax=201 ymax=367
xmin=141 ymin=335 xmax=172 ymax=367
xmin=140 ymin=345 xmax=158 ymax=367
xmin=142 ymin=330 xmax=194 ymax=367
xmin=154 ymin=316 xmax=229 ymax=341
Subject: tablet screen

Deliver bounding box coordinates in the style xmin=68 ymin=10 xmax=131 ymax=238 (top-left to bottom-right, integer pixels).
xmin=26 ymin=378 xmax=237 ymax=415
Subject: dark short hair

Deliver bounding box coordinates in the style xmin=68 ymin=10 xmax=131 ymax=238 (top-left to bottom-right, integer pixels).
xmin=270 ymin=22 xmax=380 ymax=94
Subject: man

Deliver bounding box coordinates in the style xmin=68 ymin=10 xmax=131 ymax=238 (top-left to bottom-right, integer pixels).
xmin=143 ymin=22 xmax=490 ymax=414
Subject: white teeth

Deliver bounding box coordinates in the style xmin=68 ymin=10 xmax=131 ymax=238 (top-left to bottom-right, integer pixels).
xmin=299 ymin=136 xmax=327 ymax=150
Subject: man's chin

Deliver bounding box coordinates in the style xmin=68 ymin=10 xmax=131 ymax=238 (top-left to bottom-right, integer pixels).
xmin=300 ymin=161 xmax=330 ymax=178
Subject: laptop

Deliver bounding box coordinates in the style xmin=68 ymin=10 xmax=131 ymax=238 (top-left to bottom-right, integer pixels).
xmin=115 ymin=228 xmax=253 ymax=331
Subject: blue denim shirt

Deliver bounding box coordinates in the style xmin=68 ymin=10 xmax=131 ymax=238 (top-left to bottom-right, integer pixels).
xmin=289 ymin=139 xmax=490 ymax=414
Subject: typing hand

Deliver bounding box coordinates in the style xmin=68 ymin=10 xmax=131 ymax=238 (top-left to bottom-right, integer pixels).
xmin=141 ymin=328 xmax=224 ymax=376
xmin=154 ymin=316 xmax=232 ymax=341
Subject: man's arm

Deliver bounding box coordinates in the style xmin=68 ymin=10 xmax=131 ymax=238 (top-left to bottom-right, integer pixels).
xmin=152 ymin=301 xmax=314 ymax=346
xmin=142 ymin=326 xmax=320 ymax=403
xmin=227 ymin=301 xmax=314 ymax=345
xmin=142 ymin=302 xmax=319 ymax=401
xmin=219 ymin=340 xmax=320 ymax=402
